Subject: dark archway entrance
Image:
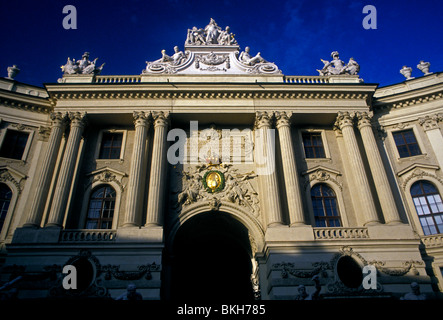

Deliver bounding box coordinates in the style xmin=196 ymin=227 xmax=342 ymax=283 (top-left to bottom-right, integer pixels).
xmin=170 ymin=212 xmax=254 ymax=301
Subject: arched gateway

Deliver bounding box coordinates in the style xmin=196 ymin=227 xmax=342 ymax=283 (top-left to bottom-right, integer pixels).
xmin=170 ymin=212 xmax=253 ymax=301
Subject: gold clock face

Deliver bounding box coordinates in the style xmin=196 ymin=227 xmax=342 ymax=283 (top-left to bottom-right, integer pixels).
xmin=206 ymin=171 xmax=222 ymax=191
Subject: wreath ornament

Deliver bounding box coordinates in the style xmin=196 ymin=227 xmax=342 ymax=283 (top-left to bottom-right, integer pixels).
xmin=202 ymin=170 xmax=225 ymax=193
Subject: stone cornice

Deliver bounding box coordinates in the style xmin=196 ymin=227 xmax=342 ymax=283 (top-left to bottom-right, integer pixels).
xmin=373 ymin=83 xmax=443 ymax=111
xmin=46 ymin=86 xmax=373 ymax=101
xmin=0 ymin=88 xmax=52 ymax=114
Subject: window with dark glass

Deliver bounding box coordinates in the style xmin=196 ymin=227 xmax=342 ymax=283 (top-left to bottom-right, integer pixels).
xmin=85 ymin=185 xmax=116 ymax=229
xmin=392 ymin=129 xmax=421 ymax=158
xmin=0 ymin=130 xmax=29 ymax=160
xmin=311 ymin=184 xmax=342 ymax=227
xmin=98 ymin=132 xmax=123 ymax=159
xmin=411 ymin=181 xmax=443 ymax=235
xmin=302 ymin=132 xmax=326 ymax=158
xmin=0 ymin=183 xmax=12 ymax=233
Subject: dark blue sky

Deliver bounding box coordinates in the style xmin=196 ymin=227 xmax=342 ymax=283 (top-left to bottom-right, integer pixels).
xmin=0 ymin=0 xmax=442 ymax=87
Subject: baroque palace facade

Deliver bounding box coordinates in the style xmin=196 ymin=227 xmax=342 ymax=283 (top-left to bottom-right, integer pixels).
xmin=0 ymin=19 xmax=442 ymax=300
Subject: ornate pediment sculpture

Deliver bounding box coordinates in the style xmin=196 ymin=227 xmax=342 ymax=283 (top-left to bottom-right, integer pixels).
xmin=142 ymin=18 xmax=281 ymax=75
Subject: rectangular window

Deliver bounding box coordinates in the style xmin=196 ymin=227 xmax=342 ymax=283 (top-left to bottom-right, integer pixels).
xmin=392 ymin=129 xmax=421 ymax=158
xmin=98 ymin=132 xmax=123 ymax=159
xmin=0 ymin=130 xmax=29 ymax=160
xmin=302 ymin=132 xmax=326 ymax=158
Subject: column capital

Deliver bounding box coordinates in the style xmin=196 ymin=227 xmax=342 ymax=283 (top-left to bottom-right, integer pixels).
xmin=50 ymin=112 xmax=68 ymax=127
xmin=356 ymin=111 xmax=374 ymax=129
xmin=418 ymin=113 xmax=442 ymax=131
xmin=275 ymin=111 xmax=293 ymax=129
xmin=254 ymin=111 xmax=273 ymax=129
xmin=68 ymin=111 xmax=87 ymax=128
xmin=334 ymin=111 xmax=355 ymax=131
xmin=133 ymin=111 xmax=151 ymax=127
xmin=152 ymin=111 xmax=170 ymax=128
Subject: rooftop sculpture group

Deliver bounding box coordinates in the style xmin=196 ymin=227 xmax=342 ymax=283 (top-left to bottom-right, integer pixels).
xmin=61 ymin=52 xmax=105 ymax=75
xmin=143 ymin=19 xmax=280 ymax=75
xmin=317 ymin=51 xmax=360 ymax=76
xmin=186 ymin=18 xmax=237 ymax=46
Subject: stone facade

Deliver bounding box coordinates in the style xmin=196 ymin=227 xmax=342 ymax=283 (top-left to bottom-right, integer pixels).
xmin=0 ymin=20 xmax=442 ymax=300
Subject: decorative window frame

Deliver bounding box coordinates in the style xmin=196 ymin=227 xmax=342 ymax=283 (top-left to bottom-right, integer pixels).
xmin=0 ymin=166 xmax=26 ymax=239
xmin=398 ymin=163 xmax=443 ymax=236
xmin=302 ymin=166 xmax=349 ymax=227
xmin=387 ymin=124 xmax=427 ymax=161
xmin=298 ymin=129 xmax=331 ymax=160
xmin=0 ymin=125 xmax=35 ymax=162
xmin=79 ymin=167 xmax=127 ymax=230
xmin=94 ymin=129 xmax=127 ymax=162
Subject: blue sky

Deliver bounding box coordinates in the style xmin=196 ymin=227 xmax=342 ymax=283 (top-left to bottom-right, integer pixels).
xmin=0 ymin=0 xmax=442 ymax=87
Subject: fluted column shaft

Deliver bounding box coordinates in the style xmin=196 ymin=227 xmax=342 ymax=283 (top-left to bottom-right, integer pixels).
xmin=275 ymin=111 xmax=305 ymax=226
xmin=46 ymin=112 xmax=86 ymax=227
xmin=335 ymin=111 xmax=379 ymax=225
xmin=255 ymin=111 xmax=283 ymax=227
xmin=123 ymin=111 xmax=151 ymax=227
xmin=357 ymin=112 xmax=401 ymax=224
xmin=145 ymin=111 xmax=170 ymax=227
xmin=25 ymin=112 xmax=67 ymax=227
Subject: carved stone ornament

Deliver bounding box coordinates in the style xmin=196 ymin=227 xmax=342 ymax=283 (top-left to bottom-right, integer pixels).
xmin=142 ymin=19 xmax=281 ymax=75
xmin=172 ymin=163 xmax=260 ymax=217
xmin=102 ymin=262 xmax=160 ymax=281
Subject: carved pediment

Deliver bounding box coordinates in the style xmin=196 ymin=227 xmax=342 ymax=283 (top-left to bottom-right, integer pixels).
xmin=85 ymin=167 xmax=127 ymax=192
xmin=0 ymin=165 xmax=27 ymax=193
xmin=302 ymin=166 xmax=342 ymax=190
xmin=397 ymin=163 xmax=442 ymax=190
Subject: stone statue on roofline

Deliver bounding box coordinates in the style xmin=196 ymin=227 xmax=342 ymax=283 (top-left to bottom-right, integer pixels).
xmin=317 ymin=51 xmax=360 ymax=76
xmin=61 ymin=52 xmax=105 ymax=75
xmin=238 ymin=46 xmax=268 ymax=66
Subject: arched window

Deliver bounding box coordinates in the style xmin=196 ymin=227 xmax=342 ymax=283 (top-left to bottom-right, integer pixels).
xmin=410 ymin=181 xmax=443 ymax=235
xmin=311 ymin=184 xmax=342 ymax=227
xmin=0 ymin=183 xmax=12 ymax=233
xmin=85 ymin=185 xmax=116 ymax=229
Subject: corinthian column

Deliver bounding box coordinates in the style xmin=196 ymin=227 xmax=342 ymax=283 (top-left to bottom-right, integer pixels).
xmin=335 ymin=111 xmax=379 ymax=225
xmin=145 ymin=111 xmax=170 ymax=227
xmin=123 ymin=111 xmax=151 ymax=227
xmin=255 ymin=111 xmax=283 ymax=227
xmin=357 ymin=112 xmax=401 ymax=224
xmin=46 ymin=112 xmax=87 ymax=227
xmin=24 ymin=112 xmax=67 ymax=227
xmin=275 ymin=111 xmax=305 ymax=226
